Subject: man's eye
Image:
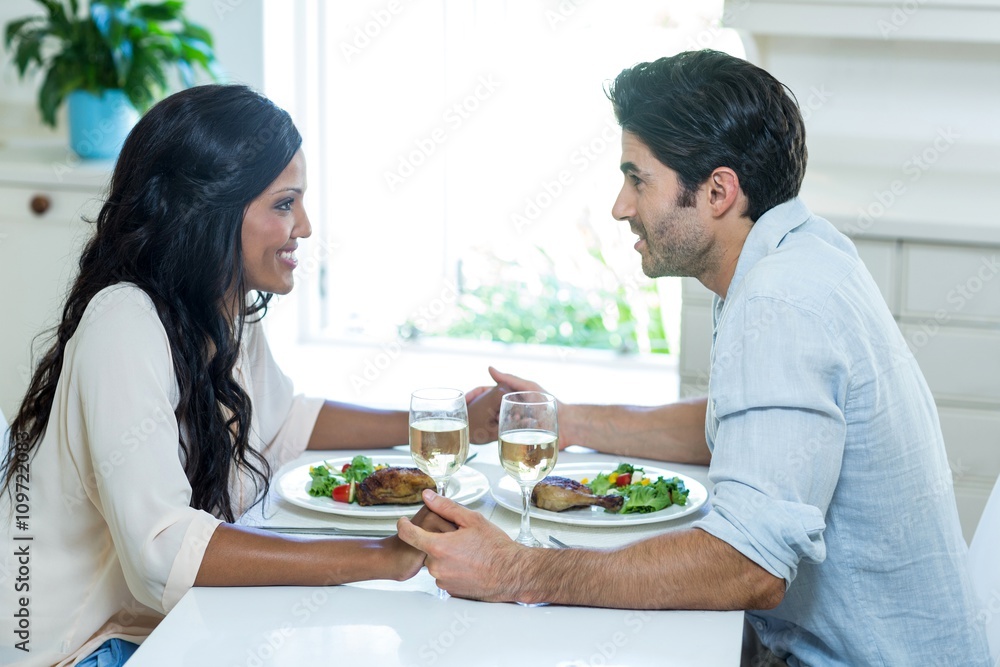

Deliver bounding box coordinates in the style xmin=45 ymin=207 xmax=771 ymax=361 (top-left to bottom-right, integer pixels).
xmin=630 ymin=175 xmax=642 ymax=187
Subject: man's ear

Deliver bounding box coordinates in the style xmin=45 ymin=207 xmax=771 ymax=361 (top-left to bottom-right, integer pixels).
xmin=705 ymin=167 xmax=742 ymax=218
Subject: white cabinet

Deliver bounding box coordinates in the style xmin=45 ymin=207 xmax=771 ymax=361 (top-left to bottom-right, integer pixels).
xmin=0 ymin=144 xmax=109 ymax=416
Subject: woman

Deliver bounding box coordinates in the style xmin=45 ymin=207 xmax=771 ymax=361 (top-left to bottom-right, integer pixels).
xmin=0 ymin=85 xmax=498 ymax=667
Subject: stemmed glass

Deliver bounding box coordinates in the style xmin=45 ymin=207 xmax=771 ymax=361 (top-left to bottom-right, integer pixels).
xmin=409 ymin=388 xmax=469 ymax=600
xmin=409 ymin=388 xmax=470 ymax=499
xmin=498 ymin=391 xmax=558 ymax=548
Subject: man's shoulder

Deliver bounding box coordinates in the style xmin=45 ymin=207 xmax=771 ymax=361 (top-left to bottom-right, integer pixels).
xmin=739 ymin=222 xmax=863 ymax=317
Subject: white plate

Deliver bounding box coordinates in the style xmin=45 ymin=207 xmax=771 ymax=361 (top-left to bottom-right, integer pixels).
xmin=276 ymin=455 xmax=489 ymax=518
xmin=490 ymin=461 xmax=708 ymax=526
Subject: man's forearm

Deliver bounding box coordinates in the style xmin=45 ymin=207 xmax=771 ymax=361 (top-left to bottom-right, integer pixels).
xmin=307 ymin=401 xmax=408 ymax=449
xmin=560 ymin=397 xmax=711 ymax=464
xmin=514 ymin=527 xmax=784 ymax=610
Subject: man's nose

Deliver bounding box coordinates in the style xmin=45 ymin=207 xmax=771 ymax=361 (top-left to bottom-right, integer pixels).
xmin=612 ymin=186 xmax=634 ymax=222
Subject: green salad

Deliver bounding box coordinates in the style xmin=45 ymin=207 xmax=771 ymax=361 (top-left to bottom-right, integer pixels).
xmin=307 ymin=455 xmax=379 ymax=503
xmin=583 ymin=463 xmax=689 ymax=514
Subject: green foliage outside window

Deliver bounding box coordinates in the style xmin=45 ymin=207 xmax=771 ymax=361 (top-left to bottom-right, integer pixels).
xmin=403 ymin=246 xmax=670 ymax=355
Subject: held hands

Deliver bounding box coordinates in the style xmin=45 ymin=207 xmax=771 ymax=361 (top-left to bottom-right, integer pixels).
xmin=397 ymin=489 xmax=532 ymax=602
xmin=383 ymin=505 xmax=458 ymax=581
xmin=467 ymin=367 xmax=572 ymax=449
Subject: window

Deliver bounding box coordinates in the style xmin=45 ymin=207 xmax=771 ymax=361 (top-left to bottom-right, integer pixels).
xmin=262 ymin=0 xmax=743 ymax=405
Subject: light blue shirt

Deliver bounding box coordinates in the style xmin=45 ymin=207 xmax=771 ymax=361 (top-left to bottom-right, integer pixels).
xmin=692 ymin=198 xmax=991 ymax=666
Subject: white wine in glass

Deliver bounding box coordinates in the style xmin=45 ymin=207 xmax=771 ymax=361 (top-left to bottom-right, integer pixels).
xmin=409 ymin=388 xmax=469 ymax=497
xmin=498 ymin=391 xmax=558 ymax=548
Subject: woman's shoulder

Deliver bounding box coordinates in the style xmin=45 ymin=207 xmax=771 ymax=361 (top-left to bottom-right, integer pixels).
xmin=74 ymin=283 xmax=170 ymax=351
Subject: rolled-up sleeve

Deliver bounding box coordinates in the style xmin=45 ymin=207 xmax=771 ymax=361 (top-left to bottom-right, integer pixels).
xmin=694 ymin=295 xmax=849 ymax=585
xmin=73 ymin=287 xmax=222 ymax=613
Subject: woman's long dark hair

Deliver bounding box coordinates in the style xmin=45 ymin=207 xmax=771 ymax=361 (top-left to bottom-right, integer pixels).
xmin=1 ymin=84 xmax=302 ymax=521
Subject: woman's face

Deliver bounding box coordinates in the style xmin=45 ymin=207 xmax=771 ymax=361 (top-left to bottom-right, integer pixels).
xmin=241 ymin=149 xmax=311 ymax=295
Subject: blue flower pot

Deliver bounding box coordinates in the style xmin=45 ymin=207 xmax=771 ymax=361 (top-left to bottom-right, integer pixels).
xmin=67 ymin=89 xmax=139 ymax=159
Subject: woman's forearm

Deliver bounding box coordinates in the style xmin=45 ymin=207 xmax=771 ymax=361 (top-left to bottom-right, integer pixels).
xmin=307 ymin=401 xmax=409 ymax=449
xmin=194 ymin=524 xmax=421 ymax=586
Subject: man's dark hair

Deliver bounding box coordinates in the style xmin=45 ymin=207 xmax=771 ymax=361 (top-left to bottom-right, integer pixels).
xmin=607 ymin=50 xmax=807 ymax=222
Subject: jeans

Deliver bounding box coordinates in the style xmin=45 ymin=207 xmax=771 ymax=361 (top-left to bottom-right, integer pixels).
xmin=77 ymin=638 xmax=140 ymax=667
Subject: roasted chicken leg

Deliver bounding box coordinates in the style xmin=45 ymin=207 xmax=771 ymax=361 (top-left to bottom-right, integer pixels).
xmin=357 ymin=467 xmax=435 ymax=506
xmin=531 ymin=476 xmax=624 ymax=513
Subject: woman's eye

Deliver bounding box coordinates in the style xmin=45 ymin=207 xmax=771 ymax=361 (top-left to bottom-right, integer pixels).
xmin=276 ymin=198 xmax=294 ymax=212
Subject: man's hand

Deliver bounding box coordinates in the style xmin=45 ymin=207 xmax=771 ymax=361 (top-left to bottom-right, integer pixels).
xmin=382 ymin=505 xmax=457 ymax=582
xmin=409 ymin=505 xmax=457 ymax=534
xmin=397 ymin=489 xmax=532 ymax=602
xmin=484 ymin=367 xmax=574 ymax=450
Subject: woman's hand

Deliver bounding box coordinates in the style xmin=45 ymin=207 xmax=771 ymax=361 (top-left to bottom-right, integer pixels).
xmin=467 ymin=366 xmax=557 ymax=444
xmin=480 ymin=367 xmax=574 ymax=449
xmin=383 ymin=505 xmax=458 ymax=581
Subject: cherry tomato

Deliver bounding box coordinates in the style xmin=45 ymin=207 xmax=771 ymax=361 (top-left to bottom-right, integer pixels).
xmin=332 ymin=484 xmax=351 ymax=503
xmin=616 ymin=473 xmax=632 ymax=487
xmin=341 ymin=463 xmax=351 ymax=473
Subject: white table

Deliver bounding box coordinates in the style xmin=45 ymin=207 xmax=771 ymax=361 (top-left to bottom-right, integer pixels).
xmin=128 ymin=446 xmax=744 ymax=666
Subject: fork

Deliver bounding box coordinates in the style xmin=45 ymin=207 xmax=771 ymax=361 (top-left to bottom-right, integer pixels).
xmin=548 ymin=535 xmax=573 ymax=549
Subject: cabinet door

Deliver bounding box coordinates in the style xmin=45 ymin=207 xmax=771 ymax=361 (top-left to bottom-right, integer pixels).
xmin=938 ymin=406 xmax=1000 ymax=481
xmin=901 ymin=323 xmax=1000 ymax=405
xmin=901 ymin=243 xmax=1000 ymax=324
xmin=0 ymin=185 xmax=99 ymax=414
xmin=853 ymin=238 xmax=897 ymax=314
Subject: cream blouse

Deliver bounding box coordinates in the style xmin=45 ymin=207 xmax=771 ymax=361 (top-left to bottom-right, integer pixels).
xmin=0 ymin=284 xmax=323 ymax=666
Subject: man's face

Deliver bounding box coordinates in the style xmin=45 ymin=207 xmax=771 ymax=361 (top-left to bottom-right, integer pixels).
xmin=612 ymin=132 xmax=711 ymax=279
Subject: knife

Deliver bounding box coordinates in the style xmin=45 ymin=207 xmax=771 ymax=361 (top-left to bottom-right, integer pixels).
xmin=254 ymin=526 xmax=397 ymax=537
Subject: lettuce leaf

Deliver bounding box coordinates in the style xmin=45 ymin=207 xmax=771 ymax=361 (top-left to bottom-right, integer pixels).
xmin=620 ymin=485 xmax=671 ymax=514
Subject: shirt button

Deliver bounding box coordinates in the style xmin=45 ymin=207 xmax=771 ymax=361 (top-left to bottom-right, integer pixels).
xmin=755 ymin=621 xmax=765 ymax=631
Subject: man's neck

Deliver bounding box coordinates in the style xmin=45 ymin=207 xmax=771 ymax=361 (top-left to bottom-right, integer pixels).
xmin=698 ymin=220 xmax=753 ymax=300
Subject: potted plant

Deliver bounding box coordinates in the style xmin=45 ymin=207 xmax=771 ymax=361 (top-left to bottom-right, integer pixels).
xmin=5 ymin=0 xmax=219 ymax=159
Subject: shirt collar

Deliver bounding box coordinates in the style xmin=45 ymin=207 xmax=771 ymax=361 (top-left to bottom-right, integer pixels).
xmin=723 ymin=196 xmax=812 ymax=301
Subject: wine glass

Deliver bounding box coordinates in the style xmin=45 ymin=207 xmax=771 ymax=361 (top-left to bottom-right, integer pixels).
xmin=498 ymin=391 xmax=558 ymax=548
xmin=409 ymin=388 xmax=470 ymax=498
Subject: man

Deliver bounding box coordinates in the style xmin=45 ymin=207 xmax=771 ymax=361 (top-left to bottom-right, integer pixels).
xmin=398 ymin=50 xmax=991 ymax=666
